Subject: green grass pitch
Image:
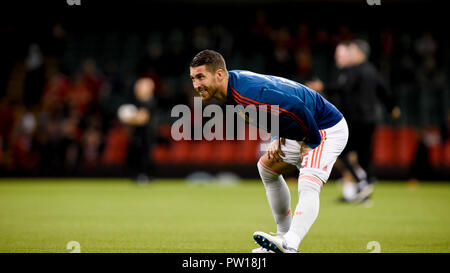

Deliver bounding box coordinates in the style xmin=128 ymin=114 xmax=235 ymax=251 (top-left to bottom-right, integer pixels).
xmin=0 ymin=178 xmax=449 ymax=253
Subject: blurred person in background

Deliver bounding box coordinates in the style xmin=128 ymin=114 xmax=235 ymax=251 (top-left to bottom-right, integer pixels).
xmin=307 ymin=39 xmax=401 ymax=203
xmin=10 ymin=108 xmax=39 ymax=173
xmin=122 ymin=77 xmax=157 ymax=183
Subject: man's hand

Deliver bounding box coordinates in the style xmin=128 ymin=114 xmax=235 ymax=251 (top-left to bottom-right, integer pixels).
xmin=391 ymin=106 xmax=401 ymax=119
xmin=267 ymin=137 xmax=286 ymax=162
xmin=300 ymin=142 xmax=312 ymax=158
xmin=125 ymin=108 xmax=150 ymax=126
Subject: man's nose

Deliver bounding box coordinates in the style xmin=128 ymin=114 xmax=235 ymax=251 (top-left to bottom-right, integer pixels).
xmin=193 ymin=80 xmax=199 ymax=89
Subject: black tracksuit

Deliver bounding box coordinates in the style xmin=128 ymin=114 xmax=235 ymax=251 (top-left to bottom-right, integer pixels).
xmin=127 ymin=97 xmax=157 ymax=180
xmin=324 ymin=61 xmax=396 ymax=183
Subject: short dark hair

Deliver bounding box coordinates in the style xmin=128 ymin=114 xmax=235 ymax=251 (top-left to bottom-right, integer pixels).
xmin=190 ymin=50 xmax=227 ymax=73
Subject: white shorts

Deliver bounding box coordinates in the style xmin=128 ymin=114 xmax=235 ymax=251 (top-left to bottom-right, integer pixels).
xmin=276 ymin=118 xmax=348 ymax=185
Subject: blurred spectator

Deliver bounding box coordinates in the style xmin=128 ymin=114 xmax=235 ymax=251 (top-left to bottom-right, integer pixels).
xmin=123 ymin=77 xmax=157 ymax=183
xmin=80 ymin=59 xmax=104 ymax=100
xmin=10 ymin=108 xmax=40 ymax=172
xmin=81 ymin=124 xmax=104 ymax=168
xmin=415 ymin=32 xmax=438 ymax=59
xmin=60 ymin=111 xmax=83 ymax=172
xmin=41 ymin=70 xmax=71 ymax=113
xmin=67 ymin=74 xmax=94 ymax=115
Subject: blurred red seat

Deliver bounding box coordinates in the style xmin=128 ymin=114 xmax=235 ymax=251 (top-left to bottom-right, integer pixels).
xmin=372 ymin=126 xmax=395 ymax=166
xmin=151 ymin=143 xmax=170 ymax=164
xmin=102 ymin=125 xmax=130 ymax=165
xmin=169 ymin=140 xmax=191 ymax=164
xmin=235 ymin=139 xmax=260 ymax=164
xmin=443 ymin=139 xmax=450 ymax=167
xmin=214 ymin=140 xmax=236 ymax=165
xmin=396 ymin=126 xmax=418 ymax=166
xmin=189 ymin=140 xmax=214 ymax=164
xmin=424 ymin=127 xmax=443 ymax=167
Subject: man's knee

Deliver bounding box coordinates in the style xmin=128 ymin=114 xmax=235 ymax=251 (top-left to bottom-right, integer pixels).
xmin=258 ymin=152 xmax=293 ymax=175
xmin=298 ymin=174 xmax=323 ymax=194
xmin=257 ymin=156 xmax=281 ymax=178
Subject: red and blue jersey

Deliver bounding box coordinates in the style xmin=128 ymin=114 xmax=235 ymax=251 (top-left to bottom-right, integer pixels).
xmin=227 ymin=70 xmax=343 ymax=149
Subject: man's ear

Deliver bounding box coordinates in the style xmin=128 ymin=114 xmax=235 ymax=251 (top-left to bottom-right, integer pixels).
xmin=216 ymin=69 xmax=224 ymax=81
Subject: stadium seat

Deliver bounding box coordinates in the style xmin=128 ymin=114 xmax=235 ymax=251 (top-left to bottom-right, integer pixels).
xmin=424 ymin=127 xmax=443 ymax=167
xmin=396 ymin=126 xmax=419 ymax=166
xmin=444 ymin=139 xmax=450 ymax=167
xmin=372 ymin=126 xmax=395 ymax=166
xmin=189 ymin=140 xmax=214 ymax=164
xmin=235 ymin=139 xmax=260 ymax=164
xmin=214 ymin=140 xmax=236 ymax=165
xmin=169 ymin=140 xmax=191 ymax=164
xmin=102 ymin=125 xmax=130 ymax=165
xmin=151 ymin=143 xmax=171 ymax=164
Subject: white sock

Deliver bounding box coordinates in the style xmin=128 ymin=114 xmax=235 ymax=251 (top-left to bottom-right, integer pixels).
xmin=355 ymin=166 xmax=370 ymax=188
xmin=342 ymin=181 xmax=357 ymax=200
xmin=257 ymin=160 xmax=292 ymax=234
xmin=355 ymin=166 xmax=367 ymax=181
xmin=284 ymin=177 xmax=321 ymax=250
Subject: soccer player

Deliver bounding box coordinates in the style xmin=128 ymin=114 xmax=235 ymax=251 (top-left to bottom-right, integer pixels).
xmin=124 ymin=77 xmax=157 ymax=183
xmin=307 ymin=40 xmax=400 ymax=202
xmin=189 ymin=50 xmax=348 ymax=253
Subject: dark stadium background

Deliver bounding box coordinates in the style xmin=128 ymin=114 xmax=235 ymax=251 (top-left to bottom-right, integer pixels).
xmin=2 ymin=0 xmax=449 ymax=180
